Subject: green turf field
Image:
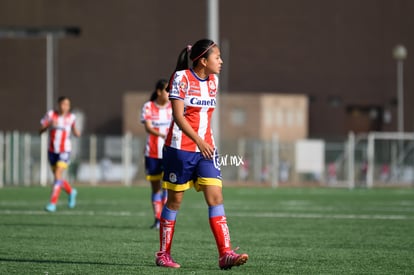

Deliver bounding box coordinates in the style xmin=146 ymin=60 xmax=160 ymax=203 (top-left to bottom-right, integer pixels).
xmin=1 ymin=186 xmax=414 ymax=274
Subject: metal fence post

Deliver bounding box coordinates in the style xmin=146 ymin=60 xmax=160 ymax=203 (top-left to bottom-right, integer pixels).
xmin=347 ymin=132 xmax=355 ymax=189
xmin=23 ymin=134 xmax=31 ymax=186
xmin=89 ymin=135 xmax=97 ymax=185
xmin=366 ymin=133 xmax=375 ymax=188
xmin=12 ymin=131 xmax=19 ymax=185
xmin=123 ymin=132 xmax=132 ymax=186
xmin=253 ymin=141 xmax=262 ymax=182
xmin=5 ymin=132 xmax=11 ymax=185
xmin=0 ymin=132 xmax=4 ymax=188
xmin=40 ymin=132 xmax=48 ymax=186
xmin=271 ymin=134 xmax=279 ymax=188
xmin=237 ymin=138 xmax=246 ymax=181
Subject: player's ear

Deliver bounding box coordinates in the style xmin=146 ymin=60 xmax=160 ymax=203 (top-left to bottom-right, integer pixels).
xmin=200 ymin=57 xmax=208 ymax=67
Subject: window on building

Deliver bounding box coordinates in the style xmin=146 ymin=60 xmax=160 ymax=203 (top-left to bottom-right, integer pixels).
xmin=230 ymin=108 xmax=246 ymax=126
xmin=275 ymin=109 xmax=284 ymax=127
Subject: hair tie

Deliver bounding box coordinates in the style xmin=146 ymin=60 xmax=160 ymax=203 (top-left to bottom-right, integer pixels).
xmin=191 ymin=43 xmax=216 ymax=62
xmin=186 ymin=45 xmax=192 ymax=53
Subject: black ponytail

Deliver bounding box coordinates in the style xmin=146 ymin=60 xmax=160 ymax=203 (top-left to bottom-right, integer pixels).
xmin=174 ymin=47 xmax=191 ymax=71
xmin=167 ymin=47 xmax=190 ymax=92
xmin=149 ymin=79 xmax=168 ymax=101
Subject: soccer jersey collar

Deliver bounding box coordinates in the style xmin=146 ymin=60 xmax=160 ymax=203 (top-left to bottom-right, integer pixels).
xmin=190 ymin=68 xmax=209 ymax=82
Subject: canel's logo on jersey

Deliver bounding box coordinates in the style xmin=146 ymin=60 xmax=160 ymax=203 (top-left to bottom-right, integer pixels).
xmin=189 ymin=97 xmax=217 ymax=106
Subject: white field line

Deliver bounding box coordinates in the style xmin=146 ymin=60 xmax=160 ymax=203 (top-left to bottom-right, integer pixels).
xmin=0 ymin=200 xmax=139 ymax=206
xmin=231 ymin=212 xmax=413 ymax=220
xmin=0 ymin=209 xmax=413 ymax=220
xmin=0 ymin=210 xmax=147 ymax=217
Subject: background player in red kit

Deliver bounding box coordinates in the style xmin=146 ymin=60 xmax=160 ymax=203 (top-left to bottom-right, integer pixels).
xmin=40 ymin=96 xmax=81 ymax=212
xmin=141 ymin=79 xmax=172 ymax=229
xmin=155 ymin=39 xmax=248 ymax=270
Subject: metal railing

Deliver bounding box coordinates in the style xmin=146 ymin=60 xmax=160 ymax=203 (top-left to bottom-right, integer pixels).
xmin=0 ymin=131 xmax=413 ymax=188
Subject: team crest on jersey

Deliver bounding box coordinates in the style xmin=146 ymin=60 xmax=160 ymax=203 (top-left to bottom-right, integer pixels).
xmin=179 ymin=81 xmax=188 ymax=90
xmin=208 ymin=80 xmax=217 ymax=96
xmin=169 ymin=172 xmax=177 ymax=183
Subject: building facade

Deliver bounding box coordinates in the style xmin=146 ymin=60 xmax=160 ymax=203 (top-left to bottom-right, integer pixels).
xmin=124 ymin=92 xmax=308 ymax=142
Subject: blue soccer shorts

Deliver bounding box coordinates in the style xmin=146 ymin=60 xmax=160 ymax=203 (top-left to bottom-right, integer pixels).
xmin=48 ymin=152 xmax=70 ymax=169
xmin=145 ymin=156 xmax=164 ymax=181
xmin=162 ymin=146 xmax=222 ymax=192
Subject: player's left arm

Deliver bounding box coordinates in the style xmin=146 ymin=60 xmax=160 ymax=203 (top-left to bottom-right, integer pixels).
xmin=72 ymin=124 xmax=81 ymax=137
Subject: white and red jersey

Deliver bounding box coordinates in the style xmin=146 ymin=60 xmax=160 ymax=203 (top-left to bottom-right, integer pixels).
xmin=41 ymin=110 xmax=76 ymax=153
xmin=141 ymin=101 xmax=172 ymax=158
xmin=165 ymin=69 xmax=218 ymax=152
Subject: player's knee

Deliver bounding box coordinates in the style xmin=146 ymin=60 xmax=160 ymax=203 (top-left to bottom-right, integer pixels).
xmin=206 ymin=197 xmax=223 ymax=207
xmin=166 ymin=200 xmax=181 ymax=210
xmin=165 ymin=193 xmax=183 ymax=210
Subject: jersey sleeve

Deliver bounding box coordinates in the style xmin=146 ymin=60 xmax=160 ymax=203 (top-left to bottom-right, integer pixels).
xmin=169 ymin=71 xmax=189 ymax=101
xmin=141 ymin=101 xmax=152 ymax=123
xmin=40 ymin=111 xmax=52 ymax=127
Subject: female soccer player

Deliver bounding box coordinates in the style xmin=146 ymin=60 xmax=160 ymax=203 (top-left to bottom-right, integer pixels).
xmin=155 ymin=39 xmax=249 ymax=269
xmin=40 ymin=96 xmax=81 ymax=212
xmin=141 ymin=79 xmax=172 ymax=229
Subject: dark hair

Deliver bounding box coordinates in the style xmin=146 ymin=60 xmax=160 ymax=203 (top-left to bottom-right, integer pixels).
xmin=57 ymin=96 xmax=69 ymax=103
xmin=167 ymin=39 xmax=216 ymax=91
xmin=149 ymin=79 xmax=168 ymax=101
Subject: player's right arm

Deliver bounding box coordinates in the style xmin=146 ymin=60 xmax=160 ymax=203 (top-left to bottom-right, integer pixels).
xmin=144 ymin=120 xmax=166 ymax=139
xmin=39 ymin=125 xmax=49 ymax=135
xmin=39 ymin=112 xmax=51 ymax=135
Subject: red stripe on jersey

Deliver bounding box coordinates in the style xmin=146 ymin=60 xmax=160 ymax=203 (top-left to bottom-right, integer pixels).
xmin=60 ymin=130 xmax=67 ymax=152
xmin=49 ymin=129 xmax=56 ymax=152
xmin=204 ymin=108 xmax=214 ymax=146
xmin=183 ymin=107 xmax=201 ymax=151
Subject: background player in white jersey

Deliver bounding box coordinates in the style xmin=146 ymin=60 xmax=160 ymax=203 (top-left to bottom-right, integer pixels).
xmin=154 ymin=39 xmax=248 ymax=270
xmin=40 ymin=96 xmax=81 ymax=212
xmin=141 ymin=79 xmax=172 ymax=229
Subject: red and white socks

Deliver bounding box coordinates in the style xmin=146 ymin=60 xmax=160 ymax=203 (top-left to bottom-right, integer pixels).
xmin=158 ymin=206 xmax=178 ymax=254
xmin=152 ymin=192 xmax=163 ymax=220
xmin=209 ymin=204 xmax=232 ymax=257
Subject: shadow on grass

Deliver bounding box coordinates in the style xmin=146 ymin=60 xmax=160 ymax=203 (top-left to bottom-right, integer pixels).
xmin=0 ymin=257 xmax=138 ymax=267
xmin=0 ymin=222 xmax=147 ymax=231
xmin=0 ymin=257 xmax=220 ymax=270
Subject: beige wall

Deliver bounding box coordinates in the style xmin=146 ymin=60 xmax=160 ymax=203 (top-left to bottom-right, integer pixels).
xmin=260 ymin=94 xmax=308 ymax=141
xmin=123 ymin=92 xmax=151 ymax=136
xmin=220 ymin=94 xmax=261 ymax=140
